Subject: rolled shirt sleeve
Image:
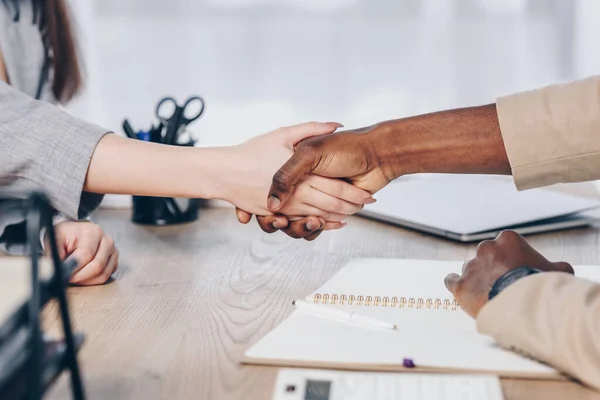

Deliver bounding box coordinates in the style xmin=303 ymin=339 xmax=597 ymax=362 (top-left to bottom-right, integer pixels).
xmin=0 ymin=81 xmax=110 ymax=219
xmin=496 ymin=75 xmax=600 ymax=190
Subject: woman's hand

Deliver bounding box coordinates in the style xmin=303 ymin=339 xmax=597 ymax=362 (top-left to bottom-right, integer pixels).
xmin=220 ymin=122 xmax=375 ymax=219
xmin=51 ymin=221 xmax=119 ymax=286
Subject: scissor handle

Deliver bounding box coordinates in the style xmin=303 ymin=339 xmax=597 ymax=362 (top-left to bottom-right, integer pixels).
xmin=155 ymin=97 xmax=178 ymax=121
xmin=180 ymin=96 xmax=205 ymax=124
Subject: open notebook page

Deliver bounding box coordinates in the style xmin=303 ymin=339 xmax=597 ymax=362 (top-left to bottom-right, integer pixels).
xmin=245 ymin=258 xmax=600 ymax=378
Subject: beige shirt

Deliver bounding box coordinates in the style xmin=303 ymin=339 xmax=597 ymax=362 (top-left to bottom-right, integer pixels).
xmin=479 ymin=76 xmax=600 ymax=390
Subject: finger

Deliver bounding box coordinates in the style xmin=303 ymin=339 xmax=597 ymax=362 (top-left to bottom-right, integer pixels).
xmin=307 ymin=188 xmax=364 ymax=215
xmin=282 ymin=121 xmax=343 ymax=146
xmin=236 ymin=208 xmax=253 ymax=224
xmin=305 ymin=175 xmax=375 ymax=204
xmin=283 ymin=206 xmax=348 ymax=222
xmin=268 ymin=151 xmax=318 ymax=213
xmin=292 ymin=183 xmax=365 ymax=215
xmin=68 ymin=230 xmax=102 ymax=274
xmin=256 ymin=215 xmax=289 ymax=233
xmin=324 ymin=221 xmax=346 ymax=231
xmin=70 ymin=235 xmax=114 ymax=284
xmin=461 ymin=260 xmax=472 ymax=274
xmin=444 ymin=273 xmax=461 ymax=294
xmin=304 ymin=229 xmax=324 ymax=241
xmin=280 ymin=217 xmax=324 ymax=239
xmin=552 ymin=261 xmax=575 ymax=274
xmin=75 ymin=250 xmax=119 ymax=286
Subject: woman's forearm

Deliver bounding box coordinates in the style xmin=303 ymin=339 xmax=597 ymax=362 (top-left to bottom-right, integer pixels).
xmin=84 ymin=134 xmax=229 ymax=200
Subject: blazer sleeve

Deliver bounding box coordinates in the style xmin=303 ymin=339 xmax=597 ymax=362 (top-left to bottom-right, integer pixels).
xmin=496 ymin=75 xmax=600 ymax=190
xmin=0 ymin=81 xmax=110 ymax=219
xmin=477 ymin=272 xmax=600 ymax=390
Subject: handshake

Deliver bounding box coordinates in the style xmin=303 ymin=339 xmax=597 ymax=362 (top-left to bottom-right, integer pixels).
xmin=221 ymin=105 xmax=507 ymax=240
xmin=230 ymin=121 xmax=400 ymax=240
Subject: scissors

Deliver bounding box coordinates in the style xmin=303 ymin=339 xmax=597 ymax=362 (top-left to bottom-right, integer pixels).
xmin=155 ymin=96 xmax=205 ymax=145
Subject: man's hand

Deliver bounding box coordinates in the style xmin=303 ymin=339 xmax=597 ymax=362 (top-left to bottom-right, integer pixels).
xmin=444 ymin=230 xmax=574 ymax=318
xmin=267 ymin=124 xmax=396 ymax=213
xmin=236 ymin=210 xmax=344 ymax=241
xmin=267 ymin=105 xmax=510 ymax=214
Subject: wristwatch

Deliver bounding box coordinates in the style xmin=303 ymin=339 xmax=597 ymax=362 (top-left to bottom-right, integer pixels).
xmin=488 ymin=267 xmax=541 ymax=300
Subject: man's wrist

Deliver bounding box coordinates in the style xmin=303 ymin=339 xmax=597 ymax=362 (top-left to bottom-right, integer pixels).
xmin=488 ymin=267 xmax=541 ymax=300
xmin=367 ymin=121 xmax=412 ymax=179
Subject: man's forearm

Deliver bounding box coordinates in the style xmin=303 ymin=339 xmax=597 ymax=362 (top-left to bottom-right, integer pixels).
xmin=370 ymin=104 xmax=511 ymax=180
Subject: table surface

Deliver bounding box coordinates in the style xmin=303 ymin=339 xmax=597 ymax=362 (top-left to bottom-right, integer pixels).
xmin=12 ymin=206 xmax=600 ymax=400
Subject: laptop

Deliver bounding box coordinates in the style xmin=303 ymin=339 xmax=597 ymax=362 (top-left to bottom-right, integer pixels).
xmin=359 ymin=174 xmax=600 ymax=242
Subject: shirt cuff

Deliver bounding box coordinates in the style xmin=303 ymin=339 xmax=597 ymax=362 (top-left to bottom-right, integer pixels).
xmin=496 ymin=76 xmax=600 ymax=190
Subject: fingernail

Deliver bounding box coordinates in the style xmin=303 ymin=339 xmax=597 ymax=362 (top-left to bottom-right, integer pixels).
xmin=335 ymin=222 xmax=347 ymax=229
xmin=326 ymin=122 xmax=344 ymax=128
xmin=306 ymin=221 xmax=321 ymax=231
xmin=364 ymin=197 xmax=377 ymax=204
xmin=273 ymin=220 xmax=287 ymax=229
xmin=267 ymin=196 xmax=281 ymax=211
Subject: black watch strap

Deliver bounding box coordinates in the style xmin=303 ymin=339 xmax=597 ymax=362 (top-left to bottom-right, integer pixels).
xmin=488 ymin=267 xmax=541 ymax=300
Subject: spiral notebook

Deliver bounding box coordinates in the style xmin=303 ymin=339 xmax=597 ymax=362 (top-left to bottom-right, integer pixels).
xmin=243 ymin=258 xmax=600 ymax=379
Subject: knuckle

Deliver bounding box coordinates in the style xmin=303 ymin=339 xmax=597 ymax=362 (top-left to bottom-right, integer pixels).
xmin=282 ymin=226 xmax=304 ymax=239
xmin=476 ymin=239 xmax=494 ymax=253
xmin=91 ymin=224 xmax=103 ymax=237
xmin=496 ymin=230 xmax=519 ymax=242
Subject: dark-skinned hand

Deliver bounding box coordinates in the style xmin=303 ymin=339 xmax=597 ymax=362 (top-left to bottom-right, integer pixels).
xmin=444 ymin=230 xmax=574 ymax=318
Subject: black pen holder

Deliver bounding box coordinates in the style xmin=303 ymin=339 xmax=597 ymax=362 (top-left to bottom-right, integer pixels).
xmin=131 ymin=196 xmax=201 ymax=225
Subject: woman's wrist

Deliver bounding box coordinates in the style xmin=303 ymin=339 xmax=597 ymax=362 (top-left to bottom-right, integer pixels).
xmin=191 ymin=145 xmax=240 ymax=202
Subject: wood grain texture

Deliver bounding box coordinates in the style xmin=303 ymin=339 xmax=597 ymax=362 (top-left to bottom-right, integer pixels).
xmin=32 ymin=208 xmax=600 ymax=400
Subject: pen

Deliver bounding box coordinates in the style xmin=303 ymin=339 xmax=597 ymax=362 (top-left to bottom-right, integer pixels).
xmin=292 ymin=300 xmax=397 ymax=330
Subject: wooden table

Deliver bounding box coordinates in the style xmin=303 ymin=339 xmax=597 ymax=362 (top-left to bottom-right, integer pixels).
xmin=35 ymin=208 xmax=600 ymax=399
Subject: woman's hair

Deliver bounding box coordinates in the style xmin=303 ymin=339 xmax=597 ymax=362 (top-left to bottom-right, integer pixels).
xmin=42 ymin=0 xmax=83 ymax=103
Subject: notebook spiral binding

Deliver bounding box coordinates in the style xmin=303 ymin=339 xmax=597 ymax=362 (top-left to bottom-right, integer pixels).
xmin=311 ymin=293 xmax=460 ymax=310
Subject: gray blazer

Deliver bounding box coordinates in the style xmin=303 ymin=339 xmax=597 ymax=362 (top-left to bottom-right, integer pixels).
xmin=0 ymin=1 xmax=109 ymax=238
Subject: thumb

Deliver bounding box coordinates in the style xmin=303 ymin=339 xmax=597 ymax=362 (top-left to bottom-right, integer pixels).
xmin=552 ymin=261 xmax=574 ymax=274
xmin=268 ymin=151 xmax=317 ymax=212
xmin=283 ymin=121 xmax=343 ymax=146
xmin=444 ymin=273 xmax=460 ymax=295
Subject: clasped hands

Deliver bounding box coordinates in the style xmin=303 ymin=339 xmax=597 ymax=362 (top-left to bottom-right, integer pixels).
xmin=231 ymin=121 xmax=392 ymax=240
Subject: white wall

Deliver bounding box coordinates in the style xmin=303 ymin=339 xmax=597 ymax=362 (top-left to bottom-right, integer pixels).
xmin=66 ymin=0 xmax=600 ymax=206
